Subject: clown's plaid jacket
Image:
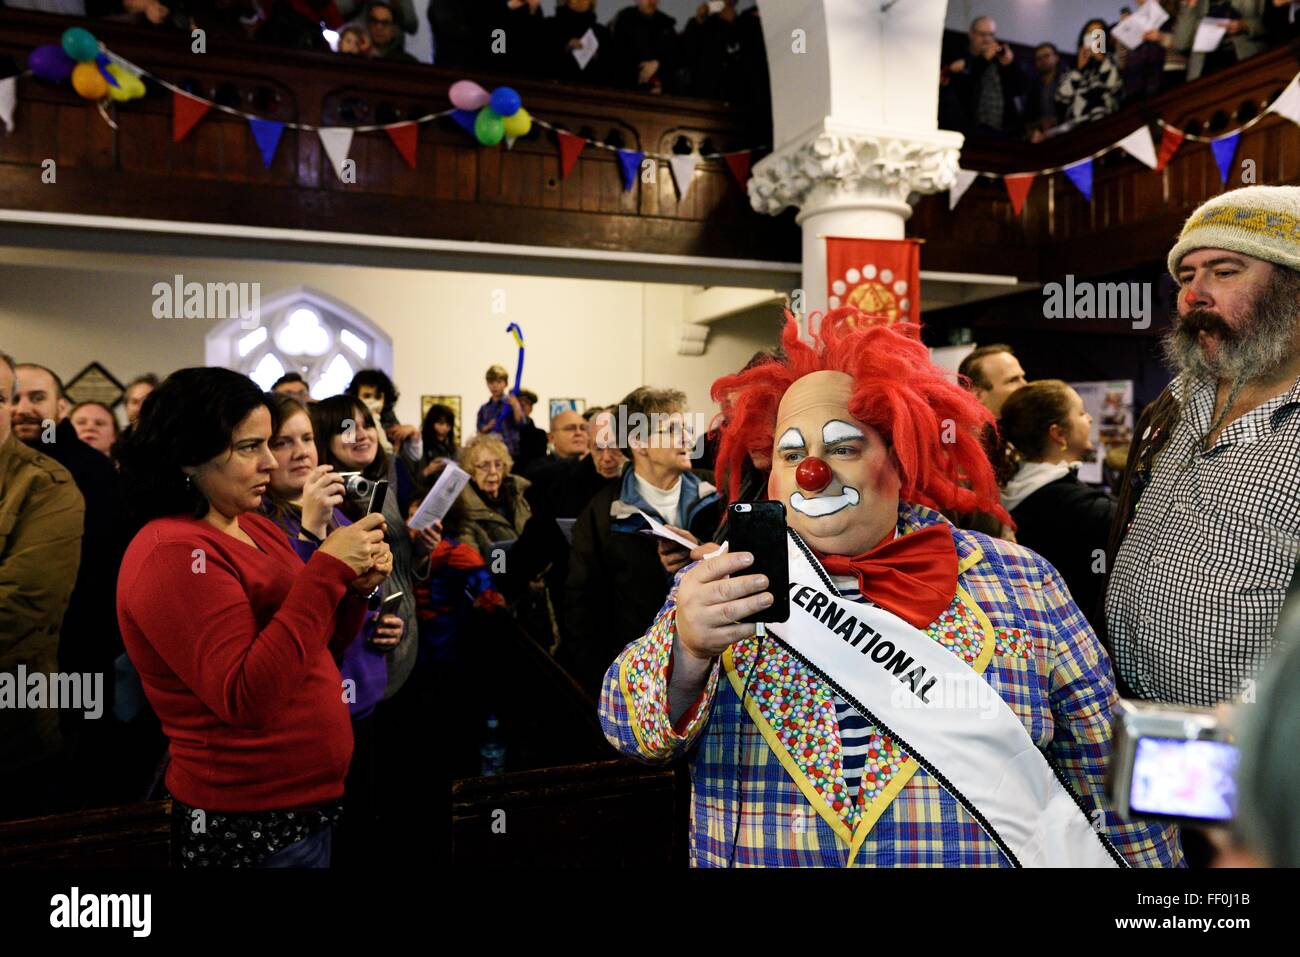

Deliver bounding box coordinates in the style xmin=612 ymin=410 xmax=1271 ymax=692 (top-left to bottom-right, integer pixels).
xmin=599 ymin=503 xmax=1183 ymax=867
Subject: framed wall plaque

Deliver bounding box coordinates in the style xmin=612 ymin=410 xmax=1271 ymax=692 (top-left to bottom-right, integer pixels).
xmin=63 ymin=362 xmax=125 ymax=409
xmin=548 ymin=398 xmax=586 ymax=420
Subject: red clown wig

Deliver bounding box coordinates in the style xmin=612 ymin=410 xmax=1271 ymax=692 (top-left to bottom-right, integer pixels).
xmin=711 ymin=308 xmax=1009 ymax=524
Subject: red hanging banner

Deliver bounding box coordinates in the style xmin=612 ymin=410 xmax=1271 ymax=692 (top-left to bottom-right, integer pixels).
xmin=557 ymin=130 xmax=586 ymax=180
xmin=172 ymin=90 xmax=211 ymax=143
xmin=825 ymin=237 xmax=922 ymax=326
xmin=1003 ymin=173 xmax=1036 ymax=216
xmin=1154 ymin=127 xmax=1185 ymax=173
xmin=385 ymin=122 xmax=419 ymax=169
xmin=723 ymin=150 xmax=752 ymax=187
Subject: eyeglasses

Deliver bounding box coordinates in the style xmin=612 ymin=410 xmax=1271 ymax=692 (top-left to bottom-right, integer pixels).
xmin=654 ymin=423 xmax=696 ymax=444
xmin=473 ymin=460 xmax=506 ymax=474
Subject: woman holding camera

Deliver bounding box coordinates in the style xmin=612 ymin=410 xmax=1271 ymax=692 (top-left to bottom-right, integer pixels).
xmin=116 ymin=369 xmax=392 ymax=868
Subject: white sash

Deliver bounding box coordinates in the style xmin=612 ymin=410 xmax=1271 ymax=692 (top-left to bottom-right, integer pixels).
xmin=763 ymin=532 xmax=1124 ymax=868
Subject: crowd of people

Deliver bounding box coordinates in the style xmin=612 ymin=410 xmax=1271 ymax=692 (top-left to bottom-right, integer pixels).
xmin=1 ymin=185 xmax=1298 ymax=868
xmin=943 ymin=4 xmax=1300 ymax=142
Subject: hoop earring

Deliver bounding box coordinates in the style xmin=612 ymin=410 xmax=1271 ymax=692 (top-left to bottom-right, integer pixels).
xmin=184 ymin=474 xmax=194 ymax=491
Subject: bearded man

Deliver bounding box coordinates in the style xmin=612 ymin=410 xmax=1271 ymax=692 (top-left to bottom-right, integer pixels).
xmin=598 ymin=309 xmax=1180 ymax=867
xmin=1107 ymin=186 xmax=1300 ymax=708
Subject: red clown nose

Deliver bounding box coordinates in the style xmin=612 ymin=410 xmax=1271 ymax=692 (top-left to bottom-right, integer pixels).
xmin=795 ymin=456 xmax=832 ymax=493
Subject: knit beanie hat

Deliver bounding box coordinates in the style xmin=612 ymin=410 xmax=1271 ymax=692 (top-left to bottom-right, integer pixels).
xmin=1167 ymin=185 xmax=1300 ymax=277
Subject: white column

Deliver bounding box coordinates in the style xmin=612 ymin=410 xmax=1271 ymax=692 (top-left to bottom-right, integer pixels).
xmin=752 ymin=0 xmax=963 ymax=314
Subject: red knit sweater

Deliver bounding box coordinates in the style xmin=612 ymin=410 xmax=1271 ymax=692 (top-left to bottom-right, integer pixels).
xmin=117 ymin=512 xmax=368 ymax=812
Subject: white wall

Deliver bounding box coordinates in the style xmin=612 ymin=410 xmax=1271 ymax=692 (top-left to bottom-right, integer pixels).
xmin=0 ymin=252 xmax=785 ymax=435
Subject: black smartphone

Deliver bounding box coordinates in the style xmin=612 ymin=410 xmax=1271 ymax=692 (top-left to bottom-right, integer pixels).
xmin=727 ymin=501 xmax=790 ymax=624
xmin=366 ymin=479 xmax=389 ymax=515
xmin=380 ymin=590 xmax=404 ymax=615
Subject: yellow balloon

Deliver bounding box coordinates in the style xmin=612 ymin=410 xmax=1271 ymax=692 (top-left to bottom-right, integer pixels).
xmin=128 ymin=76 xmax=146 ymax=100
xmin=501 ymin=107 xmax=531 ymax=139
xmin=105 ymin=64 xmax=133 ymax=102
xmin=71 ymin=62 xmax=108 ymax=101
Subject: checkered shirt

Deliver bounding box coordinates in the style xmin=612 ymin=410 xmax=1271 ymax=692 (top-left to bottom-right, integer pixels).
xmin=598 ymin=503 xmax=1182 ymax=868
xmin=1106 ymin=372 xmax=1300 ymax=706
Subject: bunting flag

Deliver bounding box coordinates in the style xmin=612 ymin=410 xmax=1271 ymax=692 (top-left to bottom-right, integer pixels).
xmin=318 ymin=127 xmax=354 ymax=182
xmin=557 ymin=129 xmax=586 ymax=179
xmin=724 ymin=150 xmax=752 ymax=187
xmin=1154 ymin=126 xmax=1185 ymax=172
xmin=825 ymin=236 xmax=921 ymax=324
xmin=1267 ymin=75 xmax=1300 ymax=124
xmin=505 ymin=135 xmax=517 ymax=150
xmin=1116 ymin=125 xmax=1158 ymax=169
xmin=948 ymin=168 xmax=978 ymax=210
xmin=0 ymin=76 xmax=15 ymax=134
xmin=617 ymin=149 xmax=643 ymax=191
xmin=1063 ymin=158 xmax=1093 ymax=201
xmin=669 ymin=154 xmax=699 ymax=199
xmin=1211 ymin=132 xmax=1241 ymax=185
xmin=385 ymin=121 xmax=418 ymax=169
xmin=172 ymin=89 xmax=211 ymax=143
xmin=449 ymin=108 xmax=478 ymax=137
xmin=248 ymin=117 xmax=284 ymax=169
xmin=1004 ymin=173 xmax=1036 ymax=215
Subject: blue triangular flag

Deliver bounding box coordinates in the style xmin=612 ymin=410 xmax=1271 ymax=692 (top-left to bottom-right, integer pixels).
xmin=1063 ymin=158 xmax=1093 ymax=201
xmin=617 ymin=149 xmax=644 ymax=191
xmin=248 ymin=118 xmax=284 ymax=169
xmin=1211 ymin=132 xmax=1241 ymax=185
xmin=450 ymin=109 xmax=478 ymax=137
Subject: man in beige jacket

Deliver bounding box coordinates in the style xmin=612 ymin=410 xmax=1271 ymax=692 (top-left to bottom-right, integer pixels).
xmin=0 ymin=351 xmax=84 ymax=821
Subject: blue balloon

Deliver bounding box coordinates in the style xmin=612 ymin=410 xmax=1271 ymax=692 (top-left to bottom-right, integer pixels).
xmin=489 ymin=87 xmax=521 ymax=118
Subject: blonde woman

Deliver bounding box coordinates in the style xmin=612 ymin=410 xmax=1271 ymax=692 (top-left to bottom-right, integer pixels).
xmin=450 ymin=434 xmax=532 ymax=559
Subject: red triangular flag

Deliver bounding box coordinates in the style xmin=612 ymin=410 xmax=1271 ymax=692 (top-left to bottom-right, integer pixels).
xmin=723 ymin=150 xmax=752 ymax=187
xmin=172 ymin=90 xmax=211 ymax=144
xmin=385 ymin=122 xmax=419 ymax=169
xmin=557 ymin=130 xmax=586 ymax=180
xmin=1003 ymin=173 xmax=1036 ymax=216
xmin=1154 ymin=127 xmax=1185 ymax=173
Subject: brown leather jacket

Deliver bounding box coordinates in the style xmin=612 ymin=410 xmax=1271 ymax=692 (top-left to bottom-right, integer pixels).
xmin=0 ymin=433 xmax=85 ymax=770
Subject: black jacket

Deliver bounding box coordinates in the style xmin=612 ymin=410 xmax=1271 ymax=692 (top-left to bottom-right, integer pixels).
xmin=1008 ymin=470 xmax=1116 ymax=631
xmin=609 ymin=5 xmax=678 ymax=91
xmin=545 ymin=6 xmax=615 ymax=86
xmin=561 ymin=467 xmax=721 ymax=695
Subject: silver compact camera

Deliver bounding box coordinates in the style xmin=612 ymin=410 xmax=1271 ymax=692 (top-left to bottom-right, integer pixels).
xmin=336 ymin=472 xmax=375 ymax=499
xmin=1106 ymin=699 xmax=1238 ymax=826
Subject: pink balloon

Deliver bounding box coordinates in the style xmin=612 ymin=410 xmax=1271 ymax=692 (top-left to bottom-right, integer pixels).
xmin=449 ymin=80 xmax=490 ymax=111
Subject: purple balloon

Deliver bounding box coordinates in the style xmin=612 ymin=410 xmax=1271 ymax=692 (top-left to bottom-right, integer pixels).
xmin=29 ymin=44 xmax=76 ymax=85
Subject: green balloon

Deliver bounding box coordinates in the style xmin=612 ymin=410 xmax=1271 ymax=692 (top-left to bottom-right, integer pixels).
xmin=474 ymin=107 xmax=505 ymax=147
xmin=61 ymin=27 xmax=99 ymax=64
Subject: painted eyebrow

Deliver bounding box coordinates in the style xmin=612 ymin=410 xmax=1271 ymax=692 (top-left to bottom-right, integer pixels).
xmin=777 ymin=427 xmax=805 ymax=450
xmin=823 ymin=420 xmax=865 ymax=445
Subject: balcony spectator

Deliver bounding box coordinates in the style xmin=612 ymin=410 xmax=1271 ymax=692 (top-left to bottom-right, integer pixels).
xmin=609 ymin=0 xmax=679 ymax=94
xmin=476 ymin=364 xmax=523 ymax=458
xmin=1113 ymin=1 xmax=1179 ymax=99
xmin=13 ymin=364 xmax=130 ymax=808
xmin=1265 ymin=0 xmax=1300 ymax=40
xmin=561 ymin=386 xmax=721 ymax=695
xmin=544 ymin=0 xmax=615 ymax=86
xmin=1056 ymin=19 xmax=1123 ymax=126
xmin=338 ymin=0 xmax=415 ymax=36
xmin=69 ymin=401 xmax=119 ymax=458
xmin=251 ymin=0 xmax=344 ymax=52
xmin=1023 ymin=42 xmax=1067 ymax=141
xmin=426 ymin=0 xmax=474 ymax=67
xmin=0 ymin=352 xmax=85 ymax=823
xmin=471 ymin=0 xmax=546 ymax=75
xmin=997 ymin=380 xmax=1115 ymax=630
xmin=360 ymin=0 xmax=417 ymax=62
xmin=939 ymin=16 xmax=1026 ymax=138
xmin=1173 ymin=1 xmax=1269 ymax=81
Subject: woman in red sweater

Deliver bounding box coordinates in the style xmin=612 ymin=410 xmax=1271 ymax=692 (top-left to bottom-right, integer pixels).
xmin=116 ymin=368 xmax=393 ymax=868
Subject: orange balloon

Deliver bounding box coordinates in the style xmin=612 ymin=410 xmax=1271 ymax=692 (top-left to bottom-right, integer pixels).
xmin=71 ymin=62 xmax=108 ymax=100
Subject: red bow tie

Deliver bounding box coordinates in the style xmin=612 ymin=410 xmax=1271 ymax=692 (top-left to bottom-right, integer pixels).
xmin=817 ymin=523 xmax=958 ymax=630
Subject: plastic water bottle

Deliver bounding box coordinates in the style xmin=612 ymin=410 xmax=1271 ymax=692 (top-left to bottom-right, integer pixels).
xmin=479 ymin=715 xmax=506 ymax=777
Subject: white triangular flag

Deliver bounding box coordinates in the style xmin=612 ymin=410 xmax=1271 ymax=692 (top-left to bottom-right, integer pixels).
xmin=1267 ymin=76 xmax=1300 ymax=125
xmin=318 ymin=127 xmax=355 ymax=182
xmin=669 ymin=154 xmax=699 ymax=199
xmin=0 ymin=76 xmax=15 ymax=135
xmin=1116 ymin=125 xmax=1158 ymax=169
xmin=949 ymin=168 xmax=978 ymax=210
xmin=505 ymin=135 xmax=517 ymax=150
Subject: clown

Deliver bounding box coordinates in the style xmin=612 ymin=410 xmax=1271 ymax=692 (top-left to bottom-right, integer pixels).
xmin=599 ymin=309 xmax=1181 ymax=867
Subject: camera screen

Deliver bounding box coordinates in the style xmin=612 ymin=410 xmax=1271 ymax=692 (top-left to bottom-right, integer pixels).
xmin=1129 ymin=736 xmax=1239 ymax=821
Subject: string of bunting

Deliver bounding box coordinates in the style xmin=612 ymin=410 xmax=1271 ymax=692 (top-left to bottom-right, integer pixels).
xmin=8 ymin=30 xmax=762 ymax=200
xmin=949 ymin=68 xmax=1300 ymax=215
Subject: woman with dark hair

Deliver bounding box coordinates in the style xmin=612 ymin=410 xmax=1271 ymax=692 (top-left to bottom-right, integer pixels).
xmin=115 ymin=368 xmax=392 ymax=868
xmin=347 ymin=368 xmax=422 ymax=511
xmin=414 ymin=402 xmax=458 ymax=495
xmin=1056 ymin=18 xmax=1123 ymax=125
xmin=998 ymin=380 xmax=1115 ymax=627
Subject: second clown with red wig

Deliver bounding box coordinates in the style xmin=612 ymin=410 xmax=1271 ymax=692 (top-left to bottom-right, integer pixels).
xmin=598 ymin=310 xmax=1181 ymax=867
